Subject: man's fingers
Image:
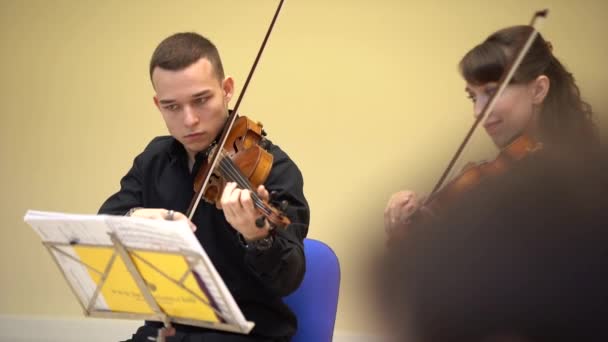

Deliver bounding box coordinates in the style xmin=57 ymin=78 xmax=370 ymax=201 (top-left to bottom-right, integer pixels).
xmin=171 ymin=211 xmax=197 ymax=232
xmin=240 ymin=189 xmax=257 ymax=215
xmin=130 ymin=209 xmax=197 ymax=232
xmin=257 ymin=185 xmax=269 ymax=202
xmin=220 ymin=182 xmax=238 ymax=206
xmin=220 ymin=182 xmax=239 ymax=217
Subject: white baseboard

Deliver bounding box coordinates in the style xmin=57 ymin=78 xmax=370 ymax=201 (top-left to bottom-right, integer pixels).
xmin=0 ymin=315 xmax=388 ymax=342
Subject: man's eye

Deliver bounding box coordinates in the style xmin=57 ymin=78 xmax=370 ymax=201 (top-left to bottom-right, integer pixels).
xmin=164 ymin=104 xmax=179 ymax=111
xmin=194 ymin=97 xmax=208 ymax=105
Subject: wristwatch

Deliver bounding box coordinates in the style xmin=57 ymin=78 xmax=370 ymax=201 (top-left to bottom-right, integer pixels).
xmin=243 ymin=234 xmax=274 ymax=251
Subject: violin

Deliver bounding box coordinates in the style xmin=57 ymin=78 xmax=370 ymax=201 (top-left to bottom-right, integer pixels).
xmin=186 ymin=0 xmax=290 ymax=229
xmin=193 ymin=116 xmax=272 ymax=205
xmin=424 ymin=134 xmax=543 ymax=214
xmin=188 ymin=115 xmax=291 ymax=228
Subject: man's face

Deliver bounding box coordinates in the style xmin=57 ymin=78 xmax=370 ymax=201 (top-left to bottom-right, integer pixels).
xmin=152 ymin=58 xmax=233 ymax=159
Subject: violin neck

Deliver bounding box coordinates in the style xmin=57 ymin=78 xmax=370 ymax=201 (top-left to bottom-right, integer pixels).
xmin=218 ymin=155 xmax=268 ymax=212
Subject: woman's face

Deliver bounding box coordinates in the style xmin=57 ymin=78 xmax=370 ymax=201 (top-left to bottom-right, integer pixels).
xmin=465 ymin=76 xmax=548 ymax=148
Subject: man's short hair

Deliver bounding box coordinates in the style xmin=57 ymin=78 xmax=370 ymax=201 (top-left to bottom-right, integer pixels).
xmin=149 ymin=32 xmax=225 ymax=84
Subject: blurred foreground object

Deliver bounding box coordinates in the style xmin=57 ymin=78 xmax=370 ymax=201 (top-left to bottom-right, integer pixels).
xmin=379 ymin=145 xmax=608 ymax=342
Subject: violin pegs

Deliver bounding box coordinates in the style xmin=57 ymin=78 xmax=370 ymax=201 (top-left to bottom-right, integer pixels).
xmin=269 ymin=190 xmax=279 ymax=201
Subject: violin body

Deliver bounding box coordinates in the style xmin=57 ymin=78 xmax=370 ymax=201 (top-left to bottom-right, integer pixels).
xmin=195 ymin=116 xmax=273 ymax=203
xmin=425 ymin=135 xmax=543 ymax=214
xmin=190 ymin=115 xmax=291 ymax=229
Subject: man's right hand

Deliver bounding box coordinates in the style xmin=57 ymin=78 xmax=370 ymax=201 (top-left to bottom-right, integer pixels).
xmin=128 ymin=208 xmax=197 ymax=232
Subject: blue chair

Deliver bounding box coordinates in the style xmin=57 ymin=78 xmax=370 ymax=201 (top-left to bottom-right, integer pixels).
xmin=284 ymin=238 xmax=341 ymax=342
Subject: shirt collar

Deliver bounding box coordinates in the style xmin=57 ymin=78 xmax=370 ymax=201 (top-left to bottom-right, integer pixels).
xmin=167 ymin=136 xmax=217 ymax=167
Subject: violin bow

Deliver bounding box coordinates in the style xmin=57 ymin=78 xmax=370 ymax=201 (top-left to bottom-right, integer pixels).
xmin=427 ymin=9 xmax=549 ymax=200
xmin=187 ymin=0 xmax=285 ymax=219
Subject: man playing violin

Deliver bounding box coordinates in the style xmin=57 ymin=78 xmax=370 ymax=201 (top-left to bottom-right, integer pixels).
xmin=384 ymin=25 xmax=598 ymax=239
xmin=99 ymin=32 xmax=309 ymax=342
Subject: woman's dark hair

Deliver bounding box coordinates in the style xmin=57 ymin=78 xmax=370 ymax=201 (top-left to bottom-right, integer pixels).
xmin=460 ymin=25 xmax=597 ymax=149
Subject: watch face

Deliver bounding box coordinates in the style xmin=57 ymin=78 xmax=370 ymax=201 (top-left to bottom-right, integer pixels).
xmin=253 ymin=236 xmax=274 ymax=251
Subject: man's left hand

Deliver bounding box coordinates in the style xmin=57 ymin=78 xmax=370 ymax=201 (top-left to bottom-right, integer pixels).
xmin=220 ymin=182 xmax=271 ymax=241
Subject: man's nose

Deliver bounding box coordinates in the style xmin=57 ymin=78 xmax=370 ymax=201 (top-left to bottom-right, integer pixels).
xmin=183 ymin=106 xmax=199 ymax=126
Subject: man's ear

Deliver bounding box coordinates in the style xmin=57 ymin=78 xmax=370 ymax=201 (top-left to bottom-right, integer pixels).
xmin=222 ymin=76 xmax=235 ymax=103
xmin=531 ymin=75 xmax=550 ymax=105
xmin=153 ymin=95 xmax=161 ymax=110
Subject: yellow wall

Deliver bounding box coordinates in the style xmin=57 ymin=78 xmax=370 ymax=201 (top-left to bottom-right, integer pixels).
xmin=1 ymin=0 xmax=607 ymax=335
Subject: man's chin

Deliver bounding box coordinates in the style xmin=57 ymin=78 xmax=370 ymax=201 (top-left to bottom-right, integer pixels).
xmin=183 ymin=141 xmax=213 ymax=154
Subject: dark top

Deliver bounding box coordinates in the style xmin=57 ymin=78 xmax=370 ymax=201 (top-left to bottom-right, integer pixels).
xmin=99 ymin=136 xmax=309 ymax=340
xmin=380 ymin=146 xmax=608 ymax=342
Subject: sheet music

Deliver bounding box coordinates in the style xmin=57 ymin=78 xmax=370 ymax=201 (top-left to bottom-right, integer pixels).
xmin=105 ymin=216 xmax=248 ymax=327
xmin=24 ymin=210 xmax=254 ymax=333
xmin=51 ymin=245 xmax=109 ymax=310
xmin=26 ymin=210 xmax=113 ymax=246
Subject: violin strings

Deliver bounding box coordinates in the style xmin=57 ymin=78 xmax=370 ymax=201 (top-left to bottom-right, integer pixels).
xmin=219 ymin=161 xmax=273 ymax=217
xmin=217 ymin=153 xmax=273 ymax=216
xmin=217 ymin=152 xmax=258 ymax=195
xmin=217 ymin=152 xmax=255 ymax=191
xmin=218 ymin=159 xmax=267 ymax=208
xmin=216 ymin=151 xmax=276 ymax=218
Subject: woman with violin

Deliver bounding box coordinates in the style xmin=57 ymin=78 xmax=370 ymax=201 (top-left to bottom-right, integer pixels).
xmin=380 ymin=22 xmax=608 ymax=342
xmin=384 ymin=24 xmax=598 ymax=240
xmin=98 ymin=31 xmax=309 ymax=342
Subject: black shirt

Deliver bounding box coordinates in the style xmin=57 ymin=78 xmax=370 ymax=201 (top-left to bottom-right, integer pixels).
xmin=99 ymin=136 xmax=309 ymax=340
